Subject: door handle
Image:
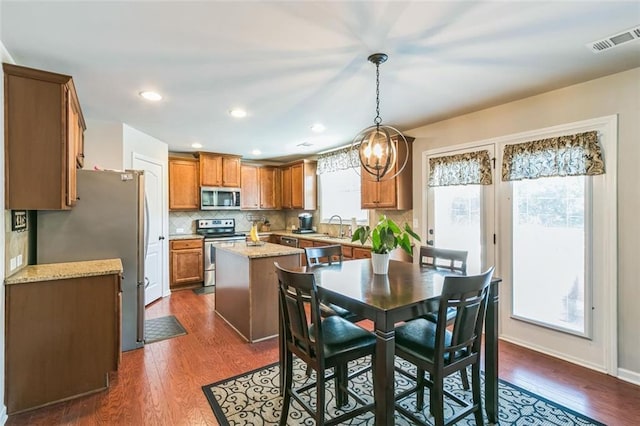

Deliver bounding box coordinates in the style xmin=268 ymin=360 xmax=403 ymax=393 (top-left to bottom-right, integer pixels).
xmin=427 ymin=240 xmax=434 ymax=246
xmin=145 ymin=277 xmax=150 ymax=288
xmin=159 ymin=236 xmax=165 ymax=240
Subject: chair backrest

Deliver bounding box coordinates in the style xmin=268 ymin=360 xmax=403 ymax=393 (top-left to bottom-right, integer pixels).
xmin=434 ymin=267 xmax=494 ymax=367
xmin=419 ymin=246 xmax=468 ymax=275
xmin=274 ymin=262 xmax=324 ymax=367
xmin=305 ymin=244 xmax=343 ymax=267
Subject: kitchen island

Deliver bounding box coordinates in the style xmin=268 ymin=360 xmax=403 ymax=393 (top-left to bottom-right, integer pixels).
xmin=214 ymin=241 xmax=303 ymax=342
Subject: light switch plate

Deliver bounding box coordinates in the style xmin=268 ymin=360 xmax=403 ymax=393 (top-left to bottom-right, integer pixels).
xmin=176 ymin=227 xmax=184 ymax=234
xmin=413 ymin=218 xmax=419 ymax=228
xmin=10 ymin=257 xmax=16 ymax=271
xmin=17 ymin=254 xmax=23 ymax=266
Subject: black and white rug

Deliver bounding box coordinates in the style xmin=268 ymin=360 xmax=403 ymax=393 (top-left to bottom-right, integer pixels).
xmin=202 ymin=356 xmax=605 ymax=425
xmin=144 ymin=315 xmax=187 ymax=344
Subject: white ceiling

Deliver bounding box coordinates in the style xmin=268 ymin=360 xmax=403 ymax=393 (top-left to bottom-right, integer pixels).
xmin=2 ymin=1 xmax=639 ymax=161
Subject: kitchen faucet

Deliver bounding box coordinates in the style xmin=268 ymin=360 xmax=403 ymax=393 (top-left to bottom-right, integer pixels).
xmin=328 ymin=215 xmax=344 ymax=237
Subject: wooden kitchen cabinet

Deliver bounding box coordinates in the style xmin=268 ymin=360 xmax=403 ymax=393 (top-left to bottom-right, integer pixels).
xmin=170 ymin=239 xmax=204 ymax=289
xmin=199 ymin=152 xmax=241 ymax=187
xmin=353 ymin=247 xmax=372 ymax=259
xmin=360 ymin=136 xmax=414 ymax=210
xmin=3 ymin=63 xmax=86 ymax=210
xmin=281 ymin=160 xmax=317 ymax=210
xmin=5 ymin=265 xmax=121 ymax=414
xmin=240 ymin=164 xmax=280 ymax=209
xmin=169 ymin=157 xmax=199 ymax=210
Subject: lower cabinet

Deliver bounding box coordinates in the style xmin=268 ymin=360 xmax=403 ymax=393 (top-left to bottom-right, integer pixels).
xmin=353 ymin=247 xmax=372 ymax=259
xmin=5 ymin=272 xmax=121 ymax=414
xmin=170 ymin=239 xmax=204 ymax=289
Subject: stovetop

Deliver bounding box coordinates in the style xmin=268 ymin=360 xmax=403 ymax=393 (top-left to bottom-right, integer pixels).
xmin=196 ymin=218 xmax=245 ymax=240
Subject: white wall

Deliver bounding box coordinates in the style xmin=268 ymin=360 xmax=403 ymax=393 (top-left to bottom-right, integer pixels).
xmin=122 ymin=124 xmax=168 ymax=170
xmin=83 ymin=120 xmax=124 ymax=170
xmin=0 ymin=27 xmax=16 ymax=424
xmin=408 ymin=68 xmax=640 ymax=380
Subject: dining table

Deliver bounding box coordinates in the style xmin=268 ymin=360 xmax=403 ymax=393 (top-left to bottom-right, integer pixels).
xmin=284 ymin=258 xmax=502 ymax=426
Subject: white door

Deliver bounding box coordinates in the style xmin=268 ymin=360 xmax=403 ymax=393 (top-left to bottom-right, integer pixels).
xmin=425 ymin=144 xmax=496 ymax=274
xmin=133 ymin=154 xmax=164 ymax=305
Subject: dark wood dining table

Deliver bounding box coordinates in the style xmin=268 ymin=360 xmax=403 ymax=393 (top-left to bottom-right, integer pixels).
xmin=286 ymin=258 xmax=501 ymax=426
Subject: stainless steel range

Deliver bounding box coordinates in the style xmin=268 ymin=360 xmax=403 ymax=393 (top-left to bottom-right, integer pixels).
xmin=196 ymin=219 xmax=246 ymax=287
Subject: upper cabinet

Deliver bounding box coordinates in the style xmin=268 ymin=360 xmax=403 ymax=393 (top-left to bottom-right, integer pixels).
xmin=199 ymin=153 xmax=241 ymax=187
xmin=169 ymin=157 xmax=199 ymax=211
xmin=361 ymin=136 xmax=414 ymax=210
xmin=240 ymin=164 xmax=280 ymax=210
xmin=3 ymin=63 xmax=86 ymax=210
xmin=281 ymin=160 xmax=317 ymax=210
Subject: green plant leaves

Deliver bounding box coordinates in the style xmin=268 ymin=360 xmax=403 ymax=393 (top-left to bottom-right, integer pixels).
xmin=350 ymin=215 xmax=421 ymax=255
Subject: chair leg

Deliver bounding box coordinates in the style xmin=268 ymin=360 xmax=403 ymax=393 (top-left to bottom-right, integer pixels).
xmin=460 ymin=367 xmax=470 ymax=390
xmin=280 ymin=352 xmax=293 ymax=426
xmin=471 ymin=363 xmax=484 ymax=425
xmin=316 ymin=368 xmax=326 ymax=425
xmin=335 ymin=364 xmax=348 ymax=407
xmin=432 ymin=375 xmax=445 ymax=426
xmin=416 ymin=368 xmax=425 ymax=411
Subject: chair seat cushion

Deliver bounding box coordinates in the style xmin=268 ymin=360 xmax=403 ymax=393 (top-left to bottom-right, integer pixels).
xmin=310 ymin=316 xmax=375 ymax=360
xmin=421 ymin=306 xmax=457 ymax=324
xmin=395 ymin=318 xmax=464 ymax=363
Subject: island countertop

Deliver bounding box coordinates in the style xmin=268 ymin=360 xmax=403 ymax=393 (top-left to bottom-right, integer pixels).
xmin=5 ymin=259 xmax=123 ymax=285
xmin=213 ymin=241 xmax=303 ymax=259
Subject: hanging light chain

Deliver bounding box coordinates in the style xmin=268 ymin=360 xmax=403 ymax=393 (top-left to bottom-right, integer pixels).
xmin=374 ymin=60 xmax=382 ymax=126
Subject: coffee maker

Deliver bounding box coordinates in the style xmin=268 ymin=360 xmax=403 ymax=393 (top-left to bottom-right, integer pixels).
xmin=293 ymin=213 xmax=314 ymax=234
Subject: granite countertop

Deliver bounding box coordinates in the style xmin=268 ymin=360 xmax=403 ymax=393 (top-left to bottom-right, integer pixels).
xmin=5 ymin=259 xmax=123 ymax=285
xmin=214 ymin=241 xmax=304 ymax=259
xmin=265 ymin=230 xmax=373 ymax=249
xmin=169 ymin=234 xmax=204 ymax=240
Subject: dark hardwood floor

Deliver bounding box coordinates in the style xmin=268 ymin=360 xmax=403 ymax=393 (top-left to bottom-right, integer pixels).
xmin=6 ymin=289 xmax=640 ymax=425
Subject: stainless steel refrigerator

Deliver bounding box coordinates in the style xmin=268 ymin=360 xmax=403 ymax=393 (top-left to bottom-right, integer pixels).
xmin=37 ymin=169 xmax=147 ymax=351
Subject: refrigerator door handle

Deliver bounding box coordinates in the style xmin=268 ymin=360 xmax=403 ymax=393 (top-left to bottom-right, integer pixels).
xmin=144 ymin=194 xmax=150 ymax=260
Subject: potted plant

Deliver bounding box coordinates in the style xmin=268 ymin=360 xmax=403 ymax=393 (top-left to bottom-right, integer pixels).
xmin=352 ymin=215 xmax=420 ymax=274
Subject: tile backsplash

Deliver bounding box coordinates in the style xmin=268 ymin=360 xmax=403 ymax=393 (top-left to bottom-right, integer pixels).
xmin=169 ymin=210 xmax=287 ymax=234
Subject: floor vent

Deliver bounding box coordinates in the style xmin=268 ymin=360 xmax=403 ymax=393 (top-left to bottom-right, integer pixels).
xmin=587 ymin=26 xmax=640 ymax=53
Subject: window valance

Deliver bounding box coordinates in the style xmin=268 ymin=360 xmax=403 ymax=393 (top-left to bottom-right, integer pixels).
xmin=317 ymin=146 xmax=358 ymax=174
xmin=502 ymin=130 xmax=604 ymax=181
xmin=428 ymin=150 xmax=492 ymax=187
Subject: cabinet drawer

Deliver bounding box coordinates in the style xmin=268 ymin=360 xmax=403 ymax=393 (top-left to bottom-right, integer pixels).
xmin=170 ymin=239 xmax=203 ymax=250
xmin=342 ymin=245 xmax=353 ymax=259
xmin=353 ymin=247 xmax=371 ymax=259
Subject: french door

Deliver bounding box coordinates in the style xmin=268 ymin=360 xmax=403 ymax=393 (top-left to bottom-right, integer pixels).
xmin=424 ymin=144 xmax=496 ymax=274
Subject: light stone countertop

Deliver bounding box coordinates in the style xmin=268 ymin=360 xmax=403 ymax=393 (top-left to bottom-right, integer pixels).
xmin=169 ymin=234 xmax=204 ymax=240
xmin=261 ymin=230 xmax=373 ymax=249
xmin=213 ymin=241 xmax=304 ymax=259
xmin=5 ymin=259 xmax=123 ymax=285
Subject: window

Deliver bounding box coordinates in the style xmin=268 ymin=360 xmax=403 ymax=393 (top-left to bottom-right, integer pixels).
xmin=319 ymin=168 xmax=368 ymax=224
xmin=511 ymin=175 xmax=590 ymax=335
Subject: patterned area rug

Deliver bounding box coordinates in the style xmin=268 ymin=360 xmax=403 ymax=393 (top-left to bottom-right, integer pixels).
xmin=193 ymin=286 xmax=215 ymax=295
xmin=144 ymin=315 xmax=187 ymax=344
xmin=202 ymin=356 xmax=605 ymax=425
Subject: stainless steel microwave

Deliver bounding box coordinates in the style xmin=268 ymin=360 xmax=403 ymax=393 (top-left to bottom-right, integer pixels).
xmin=200 ymin=187 xmax=241 ymax=210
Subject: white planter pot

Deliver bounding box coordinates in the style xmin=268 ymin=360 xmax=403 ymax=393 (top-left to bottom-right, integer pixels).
xmin=371 ymin=252 xmax=390 ymax=275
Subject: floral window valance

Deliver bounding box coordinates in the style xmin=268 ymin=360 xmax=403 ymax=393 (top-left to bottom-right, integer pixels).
xmin=428 ymin=150 xmax=492 ymax=187
xmin=317 ymin=146 xmax=359 ymax=174
xmin=501 ymin=131 xmax=604 ymax=181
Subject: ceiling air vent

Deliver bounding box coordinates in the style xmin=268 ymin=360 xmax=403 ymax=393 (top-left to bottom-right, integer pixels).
xmin=587 ymin=25 xmax=640 ymax=53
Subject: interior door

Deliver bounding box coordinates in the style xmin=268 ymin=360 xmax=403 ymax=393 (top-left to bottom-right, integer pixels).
xmin=133 ymin=154 xmax=165 ymax=305
xmin=425 ymin=144 xmax=496 ymax=274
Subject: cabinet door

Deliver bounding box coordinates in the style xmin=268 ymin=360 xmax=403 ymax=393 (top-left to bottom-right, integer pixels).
xmin=240 ymin=164 xmax=260 ymax=209
xmin=200 ymin=153 xmax=223 ymax=187
xmin=298 ymin=239 xmax=314 ymax=266
xmin=66 ymin=91 xmax=78 ymax=206
xmin=222 ymin=157 xmax=241 ymax=187
xmin=281 ymin=166 xmax=292 ymax=209
xmin=375 ymin=178 xmax=397 ymax=208
xmin=353 ymin=247 xmax=372 ymax=259
xmin=360 ymin=171 xmax=379 ymax=209
xmin=291 ymin=163 xmax=304 ymax=209
xmin=170 ymin=248 xmax=204 ymax=287
xmin=169 ymin=159 xmax=199 ymax=210
xmin=259 ymin=167 xmax=279 ymax=209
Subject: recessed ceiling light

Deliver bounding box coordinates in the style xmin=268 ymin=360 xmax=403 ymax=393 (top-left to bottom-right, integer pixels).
xmin=251 ymin=149 xmax=261 ymax=155
xmin=229 ymin=108 xmax=247 ymax=118
xmin=192 ymin=143 xmax=203 ymax=149
xmin=139 ymin=91 xmax=162 ymax=101
xmin=311 ymin=123 xmax=326 ymax=133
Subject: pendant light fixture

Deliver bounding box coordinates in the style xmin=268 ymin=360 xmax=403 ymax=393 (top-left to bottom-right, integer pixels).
xmin=352 ymin=53 xmax=409 ymax=182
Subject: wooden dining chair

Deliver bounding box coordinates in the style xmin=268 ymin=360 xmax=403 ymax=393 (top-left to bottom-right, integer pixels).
xmin=275 ymin=263 xmax=376 ymax=425
xmin=419 ymin=246 xmax=468 ymax=274
xmin=304 ymin=245 xmax=362 ymax=322
xmin=393 ymin=267 xmax=494 ymax=426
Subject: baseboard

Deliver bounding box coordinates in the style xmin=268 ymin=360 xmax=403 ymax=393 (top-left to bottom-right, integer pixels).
xmin=617 ymin=368 xmax=640 ymax=386
xmin=1 ymin=404 xmax=8 ymax=425
xmin=499 ymin=336 xmax=608 ymax=374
